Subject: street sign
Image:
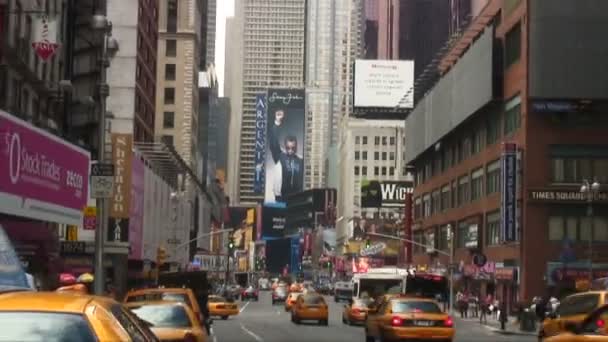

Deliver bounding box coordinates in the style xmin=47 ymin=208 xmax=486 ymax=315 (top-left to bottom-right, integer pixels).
xmin=90 ymin=163 xmax=114 ymax=198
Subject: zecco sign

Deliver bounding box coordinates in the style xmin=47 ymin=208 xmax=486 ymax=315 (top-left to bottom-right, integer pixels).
xmin=360 ymin=242 xmax=387 ymax=257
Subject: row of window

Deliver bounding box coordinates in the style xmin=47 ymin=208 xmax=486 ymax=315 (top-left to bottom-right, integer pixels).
xmin=354 ymin=166 xmax=396 ymax=177
xmin=415 ymin=96 xmax=521 ymax=187
xmin=414 ymin=160 xmax=502 ymax=219
xmin=355 ymin=151 xmax=396 ymax=161
xmin=355 ymin=136 xmax=402 ymax=146
xmin=411 ymin=210 xmax=507 ymax=254
xmin=548 ymin=215 xmax=608 ymax=242
xmin=551 ymin=157 xmax=608 ymax=184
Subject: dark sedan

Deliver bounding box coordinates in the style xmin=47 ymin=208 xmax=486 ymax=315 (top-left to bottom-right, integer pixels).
xmin=241 ymin=286 xmax=259 ymax=301
xmin=271 ymin=286 xmax=288 ymax=305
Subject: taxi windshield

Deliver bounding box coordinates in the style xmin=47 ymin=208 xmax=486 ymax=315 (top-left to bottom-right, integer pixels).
xmin=303 ymin=295 xmax=325 ymax=305
xmin=127 ymin=292 xmax=191 ymax=306
xmin=392 ymin=301 xmax=442 ymax=314
xmin=129 ymin=304 xmax=192 ymax=328
xmin=0 ymin=312 xmax=96 ymax=342
xmin=208 ymin=296 xmax=226 ymax=303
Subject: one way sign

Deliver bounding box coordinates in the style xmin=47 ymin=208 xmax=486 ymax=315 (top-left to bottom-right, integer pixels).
xmin=90 ymin=163 xmax=114 ymax=199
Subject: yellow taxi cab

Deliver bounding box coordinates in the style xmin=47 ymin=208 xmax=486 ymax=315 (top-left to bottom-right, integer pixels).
xmin=0 ymin=290 xmax=159 ymax=341
xmin=545 ymin=304 xmax=608 ymax=342
xmin=126 ymin=301 xmax=207 ymax=342
xmin=291 ymin=293 xmax=329 ymax=325
xmin=208 ymin=295 xmax=239 ymax=320
xmin=343 ymin=297 xmax=373 ymax=325
xmin=540 ymin=291 xmax=608 ymax=340
xmin=124 ymin=287 xmax=204 ymax=324
xmin=365 ymin=296 xmax=454 ymax=342
xmin=285 ymin=292 xmax=303 ymax=311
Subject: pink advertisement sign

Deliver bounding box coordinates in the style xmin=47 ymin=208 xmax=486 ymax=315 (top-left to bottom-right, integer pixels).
xmin=0 ymin=110 xmax=89 ymax=225
xmin=128 ymin=154 xmax=144 ymax=260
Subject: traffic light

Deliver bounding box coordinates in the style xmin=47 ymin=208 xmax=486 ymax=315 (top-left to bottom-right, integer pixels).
xmin=156 ymin=246 xmax=168 ymax=266
xmin=365 ymin=239 xmax=371 ymax=248
xmin=228 ymin=236 xmax=235 ymax=250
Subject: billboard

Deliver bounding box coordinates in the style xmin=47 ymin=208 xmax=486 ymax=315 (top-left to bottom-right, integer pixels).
xmin=354 ymin=60 xmax=414 ymax=108
xmin=361 ymin=180 xmax=414 ymax=207
xmin=254 ymin=95 xmax=267 ymax=193
xmin=264 ymin=88 xmax=305 ymax=204
xmin=261 ymin=205 xmax=286 ymax=239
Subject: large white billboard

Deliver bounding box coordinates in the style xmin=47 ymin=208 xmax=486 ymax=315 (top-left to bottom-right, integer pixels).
xmin=354 ymin=60 xmax=414 ymax=109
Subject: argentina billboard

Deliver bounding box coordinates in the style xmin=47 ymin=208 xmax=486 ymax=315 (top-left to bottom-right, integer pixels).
xmin=264 ymin=88 xmax=306 ymax=204
xmin=254 ymin=94 xmax=267 ymax=194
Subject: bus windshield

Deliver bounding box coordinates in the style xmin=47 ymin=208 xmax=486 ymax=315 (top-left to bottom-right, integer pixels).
xmin=358 ymin=278 xmax=403 ymax=299
xmin=405 ymin=274 xmax=448 ymax=299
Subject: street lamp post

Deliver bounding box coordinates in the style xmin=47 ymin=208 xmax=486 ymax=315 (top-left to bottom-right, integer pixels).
xmin=91 ymin=13 xmax=119 ymax=295
xmin=581 ymin=179 xmax=601 ymax=283
xmin=367 ymin=232 xmax=455 ymax=315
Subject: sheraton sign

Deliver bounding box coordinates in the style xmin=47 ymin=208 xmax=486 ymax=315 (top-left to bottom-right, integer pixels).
xmin=529 ymin=189 xmax=608 ymax=203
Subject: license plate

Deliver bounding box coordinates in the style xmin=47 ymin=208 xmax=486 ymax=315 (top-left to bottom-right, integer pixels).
xmin=415 ymin=320 xmax=432 ymax=326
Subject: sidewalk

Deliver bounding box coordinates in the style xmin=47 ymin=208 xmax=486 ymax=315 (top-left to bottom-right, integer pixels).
xmin=456 ymin=315 xmax=538 ymax=337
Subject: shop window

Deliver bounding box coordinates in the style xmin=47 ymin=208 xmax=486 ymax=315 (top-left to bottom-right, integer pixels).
xmin=552 ymin=158 xmax=608 ymax=184
xmin=165 ymin=64 xmax=176 ymax=81
xmin=431 ymin=190 xmax=440 ymax=215
xmin=164 ymin=88 xmax=175 ymax=104
xmin=486 ymin=109 xmax=501 ymax=145
xmin=505 ymin=22 xmax=521 ymax=68
xmin=456 ymin=222 xmax=468 ymax=248
xmin=414 ymin=197 xmax=422 ymax=219
xmin=504 ymin=95 xmax=521 ymax=135
xmin=486 ymin=211 xmax=501 ymax=246
xmin=486 ymin=160 xmax=501 ymax=194
xmin=441 ymin=184 xmax=451 ymax=211
xmin=471 ymin=168 xmax=484 ymax=201
xmin=458 ymin=175 xmax=469 ymax=205
xmin=422 ymin=194 xmax=431 ymax=218
xmin=438 ymin=225 xmax=449 ymax=251
xmin=167 ymin=0 xmax=178 ymax=33
xmin=163 ymin=111 xmax=174 ymax=128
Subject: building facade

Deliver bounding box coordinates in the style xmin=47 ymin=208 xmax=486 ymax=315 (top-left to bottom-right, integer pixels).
xmin=205 ymin=0 xmax=216 ymax=65
xmin=107 ymin=0 xmax=158 ymax=141
xmin=305 ymin=0 xmax=363 ymax=189
xmin=404 ymin=0 xmax=608 ymax=314
xmin=336 ymin=119 xmax=408 ymax=245
xmin=229 ymin=0 xmax=307 ymax=205
xmin=155 ymin=0 xmax=205 ymax=168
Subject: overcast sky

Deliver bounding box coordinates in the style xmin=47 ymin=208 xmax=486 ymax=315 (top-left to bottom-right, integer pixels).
xmin=215 ymin=0 xmax=235 ymax=97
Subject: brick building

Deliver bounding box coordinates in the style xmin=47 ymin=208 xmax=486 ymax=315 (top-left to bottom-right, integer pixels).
xmin=404 ymin=0 xmax=608 ymax=313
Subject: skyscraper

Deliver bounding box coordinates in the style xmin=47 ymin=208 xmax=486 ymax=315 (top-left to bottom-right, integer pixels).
xmin=206 ymin=0 xmax=217 ymax=65
xmin=228 ymin=0 xmax=307 ymax=205
xmin=306 ymin=0 xmax=364 ymax=189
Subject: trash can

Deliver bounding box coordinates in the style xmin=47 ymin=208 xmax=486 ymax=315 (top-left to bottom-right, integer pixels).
xmin=519 ymin=309 xmax=537 ymax=332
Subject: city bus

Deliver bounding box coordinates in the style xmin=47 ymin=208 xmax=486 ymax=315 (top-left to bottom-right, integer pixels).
xmin=351 ymin=267 xmax=448 ymax=300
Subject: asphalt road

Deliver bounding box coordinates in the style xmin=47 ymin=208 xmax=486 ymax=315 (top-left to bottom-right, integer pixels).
xmin=211 ymin=291 xmax=536 ymax=342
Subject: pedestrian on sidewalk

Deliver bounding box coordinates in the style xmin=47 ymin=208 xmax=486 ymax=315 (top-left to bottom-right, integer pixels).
xmin=479 ymin=300 xmax=488 ymax=324
xmin=499 ymin=301 xmax=508 ymax=330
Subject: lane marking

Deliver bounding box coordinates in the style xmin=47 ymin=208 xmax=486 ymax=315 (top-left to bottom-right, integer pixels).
xmin=240 ymin=323 xmax=264 ymax=342
xmin=240 ymin=301 xmax=251 ymax=313
xmin=210 ymin=327 xmax=218 ymax=342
